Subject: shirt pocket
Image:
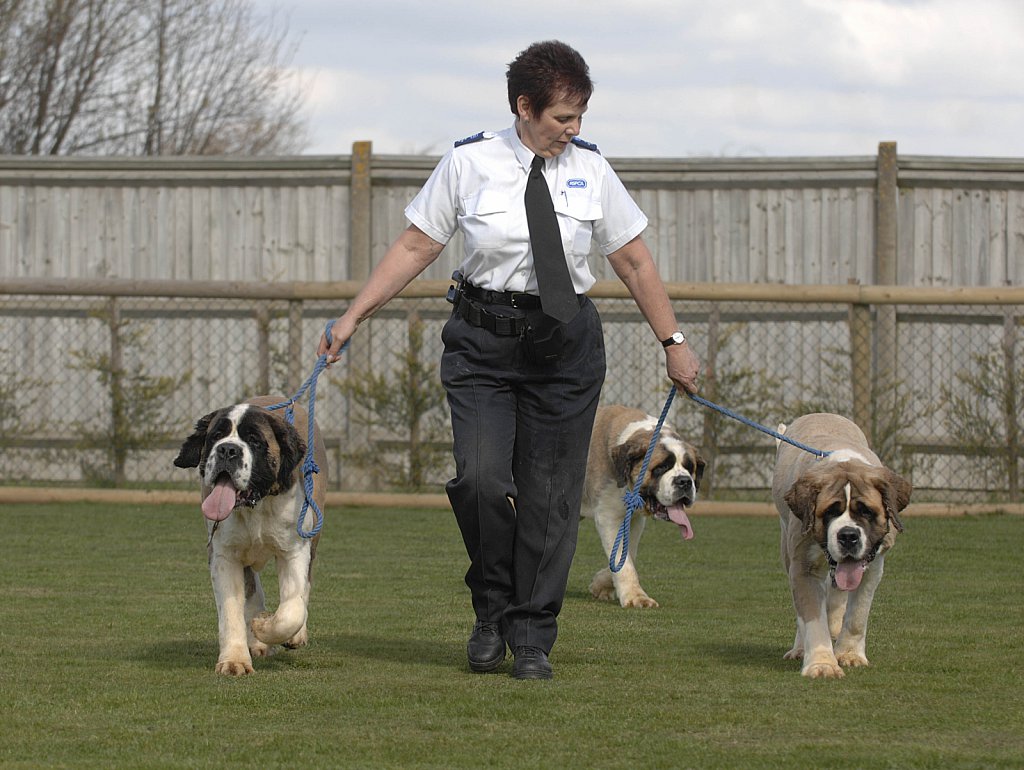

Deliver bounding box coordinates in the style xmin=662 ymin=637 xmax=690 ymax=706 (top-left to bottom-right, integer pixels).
xmin=458 ymin=189 xmax=509 ymax=250
xmin=554 ymin=195 xmax=602 ymax=256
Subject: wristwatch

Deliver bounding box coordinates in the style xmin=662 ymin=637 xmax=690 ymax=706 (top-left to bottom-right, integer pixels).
xmin=661 ymin=331 xmax=686 ymax=348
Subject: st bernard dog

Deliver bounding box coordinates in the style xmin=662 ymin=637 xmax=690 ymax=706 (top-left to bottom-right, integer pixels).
xmin=582 ymin=404 xmax=705 ymax=608
xmin=173 ymin=395 xmax=327 ymax=676
xmin=772 ymin=413 xmax=911 ymax=679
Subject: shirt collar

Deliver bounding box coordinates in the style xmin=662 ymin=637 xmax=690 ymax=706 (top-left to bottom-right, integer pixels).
xmin=507 ymin=120 xmax=553 ymax=174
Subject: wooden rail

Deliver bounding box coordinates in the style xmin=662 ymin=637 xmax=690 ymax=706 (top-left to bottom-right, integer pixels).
xmin=4 ymin=277 xmax=1024 ymax=305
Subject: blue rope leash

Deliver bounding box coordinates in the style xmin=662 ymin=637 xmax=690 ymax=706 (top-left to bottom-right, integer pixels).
xmin=685 ymin=392 xmax=831 ymax=459
xmin=265 ymin=319 xmax=347 ymax=539
xmin=610 ymin=386 xmax=677 ymax=573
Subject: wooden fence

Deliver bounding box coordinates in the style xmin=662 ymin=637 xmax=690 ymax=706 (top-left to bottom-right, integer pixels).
xmin=1 ymin=143 xmax=1022 ymax=288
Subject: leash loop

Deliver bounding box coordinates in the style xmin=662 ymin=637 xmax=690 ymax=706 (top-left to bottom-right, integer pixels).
xmin=610 ymin=386 xmax=676 ymax=573
xmin=265 ymin=319 xmax=347 ymax=539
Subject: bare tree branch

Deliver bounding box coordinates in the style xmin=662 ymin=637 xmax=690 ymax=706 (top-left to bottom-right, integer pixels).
xmin=0 ymin=0 xmax=309 ymax=155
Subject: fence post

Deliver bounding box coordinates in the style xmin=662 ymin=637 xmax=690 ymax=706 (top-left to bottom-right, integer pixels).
xmin=255 ymin=304 xmax=270 ymax=395
xmin=876 ymin=142 xmax=898 ymax=286
xmin=1003 ymin=312 xmax=1020 ymax=501
xmin=873 ymin=142 xmax=900 ymax=457
xmin=849 ymin=296 xmax=873 ymax=442
xmin=108 ymin=297 xmax=127 ymax=486
xmin=350 ymin=141 xmax=373 ymax=282
xmin=350 ymin=141 xmax=375 ymax=490
xmin=287 ymin=300 xmax=302 ymax=393
xmin=699 ymin=305 xmax=721 ymax=498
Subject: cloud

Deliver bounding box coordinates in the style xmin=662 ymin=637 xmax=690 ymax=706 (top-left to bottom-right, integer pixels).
xmin=265 ymin=0 xmax=1024 ymax=158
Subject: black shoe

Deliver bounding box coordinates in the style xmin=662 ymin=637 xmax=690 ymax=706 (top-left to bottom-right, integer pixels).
xmin=467 ymin=621 xmax=505 ymax=673
xmin=512 ymin=646 xmax=553 ymax=680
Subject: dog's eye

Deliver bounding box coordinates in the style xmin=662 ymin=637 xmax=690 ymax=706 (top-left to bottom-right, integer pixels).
xmin=852 ymin=501 xmax=876 ymax=519
xmin=651 ymin=459 xmax=673 ymax=478
xmin=822 ymin=502 xmax=843 ymax=522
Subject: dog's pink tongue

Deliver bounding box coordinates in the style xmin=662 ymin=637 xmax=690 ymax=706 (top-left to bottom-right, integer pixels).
xmin=834 ymin=560 xmax=867 ymax=591
xmin=667 ymin=505 xmax=694 ymax=541
xmin=202 ymin=478 xmax=238 ymax=522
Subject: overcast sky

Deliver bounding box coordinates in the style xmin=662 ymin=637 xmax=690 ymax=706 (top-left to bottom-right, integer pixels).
xmin=258 ymin=0 xmax=1024 ymax=160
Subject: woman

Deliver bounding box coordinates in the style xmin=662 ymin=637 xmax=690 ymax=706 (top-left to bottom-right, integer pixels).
xmin=319 ymin=40 xmax=700 ymax=680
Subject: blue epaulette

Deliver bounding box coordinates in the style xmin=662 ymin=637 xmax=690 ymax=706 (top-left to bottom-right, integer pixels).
xmin=571 ymin=137 xmax=600 ymax=153
xmin=454 ymin=131 xmax=494 ymax=148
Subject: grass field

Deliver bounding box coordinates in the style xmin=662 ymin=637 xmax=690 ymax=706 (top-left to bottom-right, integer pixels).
xmin=1 ymin=502 xmax=1021 ymax=769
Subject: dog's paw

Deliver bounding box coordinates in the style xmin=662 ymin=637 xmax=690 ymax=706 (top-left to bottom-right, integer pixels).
xmin=620 ymin=592 xmax=659 ymax=609
xmin=250 ymin=611 xmax=275 ymax=643
xmin=282 ymin=625 xmax=309 ymax=650
xmin=836 ymin=651 xmax=870 ymax=668
xmin=249 ymin=640 xmax=275 ymax=659
xmin=802 ymin=661 xmax=845 ymax=679
xmin=215 ymin=658 xmax=254 ymax=676
xmin=589 ymin=570 xmax=615 ymax=602
xmin=783 ymin=647 xmax=804 ymax=660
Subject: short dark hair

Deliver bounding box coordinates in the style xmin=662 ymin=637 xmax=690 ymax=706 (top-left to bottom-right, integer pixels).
xmin=506 ymin=40 xmax=593 ymax=117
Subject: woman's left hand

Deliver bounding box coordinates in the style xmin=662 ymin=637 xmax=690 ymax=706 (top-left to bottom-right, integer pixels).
xmin=666 ymin=342 xmax=700 ymax=394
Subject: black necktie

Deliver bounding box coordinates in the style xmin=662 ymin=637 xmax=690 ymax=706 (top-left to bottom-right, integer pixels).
xmin=524 ymin=155 xmax=579 ymax=323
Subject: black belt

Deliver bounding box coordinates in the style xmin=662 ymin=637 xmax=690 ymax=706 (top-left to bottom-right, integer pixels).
xmin=461 ymin=282 xmax=586 ymax=310
xmin=451 ymin=282 xmax=587 ymax=337
xmin=460 ymin=282 xmax=543 ymax=309
xmin=453 ymin=292 xmax=528 ymax=336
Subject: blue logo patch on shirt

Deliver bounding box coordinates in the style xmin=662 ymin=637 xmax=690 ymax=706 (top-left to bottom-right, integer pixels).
xmin=566 ymin=178 xmax=587 ymax=189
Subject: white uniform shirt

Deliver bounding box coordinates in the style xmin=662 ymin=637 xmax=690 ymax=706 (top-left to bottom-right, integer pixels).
xmin=405 ymin=123 xmax=648 ymax=294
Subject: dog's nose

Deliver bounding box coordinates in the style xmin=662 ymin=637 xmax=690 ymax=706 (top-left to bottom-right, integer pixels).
xmin=837 ymin=527 xmax=860 ymax=551
xmin=215 ymin=443 xmax=242 ymax=462
xmin=673 ymin=476 xmax=694 ymax=492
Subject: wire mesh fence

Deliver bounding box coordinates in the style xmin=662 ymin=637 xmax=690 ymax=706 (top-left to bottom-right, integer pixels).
xmin=0 ymin=282 xmax=1020 ymax=503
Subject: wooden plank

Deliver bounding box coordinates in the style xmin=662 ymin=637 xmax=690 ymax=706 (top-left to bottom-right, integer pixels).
xmin=748 ymin=188 xmax=767 ymax=282
xmin=989 ymin=189 xmax=1008 ymax=286
xmin=1010 ymin=190 xmax=1024 ymax=287
xmin=967 ymin=189 xmax=987 ymax=286
xmin=311 ymin=185 xmax=330 ymax=282
xmin=173 ymin=186 xmax=190 ymax=278
xmin=763 ymin=188 xmax=782 ymax=284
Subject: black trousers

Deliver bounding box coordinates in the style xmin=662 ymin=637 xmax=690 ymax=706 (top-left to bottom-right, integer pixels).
xmin=440 ymin=297 xmax=606 ymax=655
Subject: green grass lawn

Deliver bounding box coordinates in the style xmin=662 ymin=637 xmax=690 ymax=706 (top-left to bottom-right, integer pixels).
xmin=1 ymin=502 xmax=1021 ymax=769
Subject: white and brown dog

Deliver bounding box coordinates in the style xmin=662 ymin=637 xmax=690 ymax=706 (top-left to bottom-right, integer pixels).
xmin=173 ymin=396 xmax=327 ymax=676
xmin=582 ymin=404 xmax=705 ymax=608
xmin=772 ymin=413 xmax=911 ymax=678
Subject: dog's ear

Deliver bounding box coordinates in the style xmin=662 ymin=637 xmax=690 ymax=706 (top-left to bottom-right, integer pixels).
xmin=267 ymin=412 xmax=307 ymax=490
xmin=691 ymin=450 xmax=707 ymax=493
xmin=173 ymin=411 xmax=218 ymax=469
xmin=611 ymin=439 xmax=646 ymax=489
xmin=784 ymin=476 xmax=820 ymax=536
xmin=880 ymin=469 xmax=912 ymax=533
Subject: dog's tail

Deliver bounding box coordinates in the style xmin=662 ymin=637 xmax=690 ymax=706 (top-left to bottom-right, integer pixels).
xmin=775 ymin=423 xmax=787 ymax=449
